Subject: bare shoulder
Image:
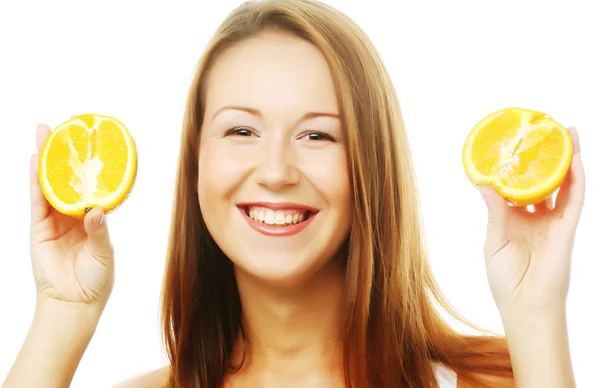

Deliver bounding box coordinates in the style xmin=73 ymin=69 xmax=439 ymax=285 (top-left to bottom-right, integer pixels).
xmin=112 ymin=366 xmax=170 ymax=388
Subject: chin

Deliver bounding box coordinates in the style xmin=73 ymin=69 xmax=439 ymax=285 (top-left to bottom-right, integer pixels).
xmin=203 ymin=202 xmax=351 ymax=289
xmin=230 ymin=248 xmax=329 ymax=289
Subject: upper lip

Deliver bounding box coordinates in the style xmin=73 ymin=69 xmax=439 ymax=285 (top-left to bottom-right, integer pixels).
xmin=237 ymin=202 xmax=320 ymax=213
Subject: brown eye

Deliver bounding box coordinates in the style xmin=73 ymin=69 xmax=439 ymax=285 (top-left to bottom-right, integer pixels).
xmin=226 ymin=127 xmax=254 ymax=137
xmin=304 ymin=131 xmax=334 ymax=141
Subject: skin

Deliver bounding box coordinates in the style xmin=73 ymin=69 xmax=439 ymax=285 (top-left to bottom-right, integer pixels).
xmin=2 ymin=30 xmax=585 ymax=388
xmin=198 ymin=31 xmax=351 ymax=387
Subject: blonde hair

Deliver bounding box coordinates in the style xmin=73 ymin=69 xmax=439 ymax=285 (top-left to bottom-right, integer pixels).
xmin=161 ymin=1 xmax=514 ymax=386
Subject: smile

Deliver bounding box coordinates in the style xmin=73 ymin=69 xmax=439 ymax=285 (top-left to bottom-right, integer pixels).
xmin=237 ymin=202 xmax=319 ymax=237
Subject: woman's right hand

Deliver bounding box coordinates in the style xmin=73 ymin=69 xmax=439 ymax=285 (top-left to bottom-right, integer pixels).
xmin=2 ymin=120 xmax=117 ymax=388
xmin=29 ymin=121 xmax=115 ymax=313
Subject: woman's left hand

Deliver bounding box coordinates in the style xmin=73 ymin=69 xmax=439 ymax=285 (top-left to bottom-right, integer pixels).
xmin=479 ymin=126 xmax=585 ymax=321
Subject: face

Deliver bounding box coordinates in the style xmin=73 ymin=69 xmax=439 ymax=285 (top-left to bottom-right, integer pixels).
xmin=197 ymin=30 xmax=352 ymax=286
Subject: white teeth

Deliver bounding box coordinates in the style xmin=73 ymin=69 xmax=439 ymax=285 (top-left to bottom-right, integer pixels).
xmin=247 ymin=208 xmax=308 ymax=226
xmin=275 ymin=212 xmax=286 ymax=225
xmin=265 ymin=211 xmax=275 ymax=224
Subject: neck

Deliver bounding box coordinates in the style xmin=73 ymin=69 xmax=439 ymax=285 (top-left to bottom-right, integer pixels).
xmin=233 ymin=258 xmax=345 ymax=374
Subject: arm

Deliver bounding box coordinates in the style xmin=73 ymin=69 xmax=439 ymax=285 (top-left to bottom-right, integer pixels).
xmin=2 ymin=300 xmax=100 ymax=388
xmin=503 ymin=311 xmax=575 ymax=388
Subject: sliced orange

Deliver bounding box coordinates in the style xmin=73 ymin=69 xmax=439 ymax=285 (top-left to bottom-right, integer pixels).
xmin=462 ymin=107 xmax=572 ymax=206
xmin=39 ymin=114 xmax=137 ymax=219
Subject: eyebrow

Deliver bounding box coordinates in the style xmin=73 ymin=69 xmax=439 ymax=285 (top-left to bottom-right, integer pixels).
xmin=211 ymin=106 xmax=340 ymax=123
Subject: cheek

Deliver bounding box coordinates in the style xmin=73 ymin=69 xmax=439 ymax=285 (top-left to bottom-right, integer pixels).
xmin=197 ymin=142 xmax=239 ymax=214
xmin=197 ymin=140 xmax=250 ymax=194
xmin=202 ymin=132 xmax=262 ymax=170
xmin=300 ymin=147 xmax=352 ymax=217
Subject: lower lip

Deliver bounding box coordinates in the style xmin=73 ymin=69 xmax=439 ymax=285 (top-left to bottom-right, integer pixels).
xmin=238 ymin=207 xmax=317 ymax=237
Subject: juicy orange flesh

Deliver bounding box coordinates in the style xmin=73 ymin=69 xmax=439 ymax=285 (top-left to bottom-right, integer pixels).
xmin=44 ymin=118 xmax=128 ymax=205
xmin=96 ymin=120 xmax=128 ymax=193
xmin=471 ymin=110 xmax=524 ymax=176
xmin=45 ymin=125 xmax=87 ymax=205
xmin=499 ymin=129 xmax=565 ymax=190
xmin=470 ymin=110 xmax=567 ymax=190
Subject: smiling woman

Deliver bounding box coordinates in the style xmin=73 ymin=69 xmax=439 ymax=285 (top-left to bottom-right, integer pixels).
xmin=3 ymin=0 xmax=584 ymax=388
xmin=197 ymin=31 xmax=352 ymax=292
xmin=157 ymin=2 xmax=516 ymax=386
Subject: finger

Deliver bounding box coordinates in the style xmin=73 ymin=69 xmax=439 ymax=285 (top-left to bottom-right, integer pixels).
xmin=31 ymin=124 xmax=52 ymax=224
xmin=36 ymin=124 xmax=51 ymax=154
xmin=30 ymin=154 xmax=50 ymax=224
xmin=84 ymin=207 xmax=114 ymax=263
xmin=479 ymin=185 xmax=510 ymax=259
xmin=555 ymin=127 xmax=585 ymax=221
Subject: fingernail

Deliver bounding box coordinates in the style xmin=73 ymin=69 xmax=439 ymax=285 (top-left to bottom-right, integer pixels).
xmin=92 ymin=209 xmax=104 ymax=227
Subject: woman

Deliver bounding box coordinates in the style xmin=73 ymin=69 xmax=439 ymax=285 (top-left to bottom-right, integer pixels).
xmin=4 ymin=0 xmax=584 ymax=387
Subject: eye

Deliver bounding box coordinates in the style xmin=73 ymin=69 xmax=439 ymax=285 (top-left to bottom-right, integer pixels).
xmin=225 ymin=127 xmax=255 ymax=137
xmin=302 ymin=131 xmax=335 ymax=142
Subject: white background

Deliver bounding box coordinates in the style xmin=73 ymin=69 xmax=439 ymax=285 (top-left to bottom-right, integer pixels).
xmin=1 ymin=1 xmax=598 ymax=386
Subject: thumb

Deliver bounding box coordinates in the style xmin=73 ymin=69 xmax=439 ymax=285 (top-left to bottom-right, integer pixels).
xmin=84 ymin=207 xmax=114 ymax=262
xmin=479 ymin=185 xmax=510 ymax=259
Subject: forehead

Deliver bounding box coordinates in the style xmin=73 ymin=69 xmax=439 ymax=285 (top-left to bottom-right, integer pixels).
xmin=204 ymin=30 xmax=339 ymax=117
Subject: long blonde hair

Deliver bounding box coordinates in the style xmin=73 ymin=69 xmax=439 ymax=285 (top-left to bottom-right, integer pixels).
xmin=161 ymin=1 xmax=514 ymax=386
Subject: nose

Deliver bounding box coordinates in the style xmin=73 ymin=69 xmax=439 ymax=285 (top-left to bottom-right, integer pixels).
xmin=255 ymin=136 xmax=300 ymax=190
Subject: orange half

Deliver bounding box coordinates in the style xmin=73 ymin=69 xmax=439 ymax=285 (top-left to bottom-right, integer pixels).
xmin=39 ymin=114 xmax=137 ymax=218
xmin=462 ymin=107 xmax=572 ymax=206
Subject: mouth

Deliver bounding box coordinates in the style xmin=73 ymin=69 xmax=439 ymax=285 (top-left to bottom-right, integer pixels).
xmin=237 ymin=202 xmax=319 ymax=237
